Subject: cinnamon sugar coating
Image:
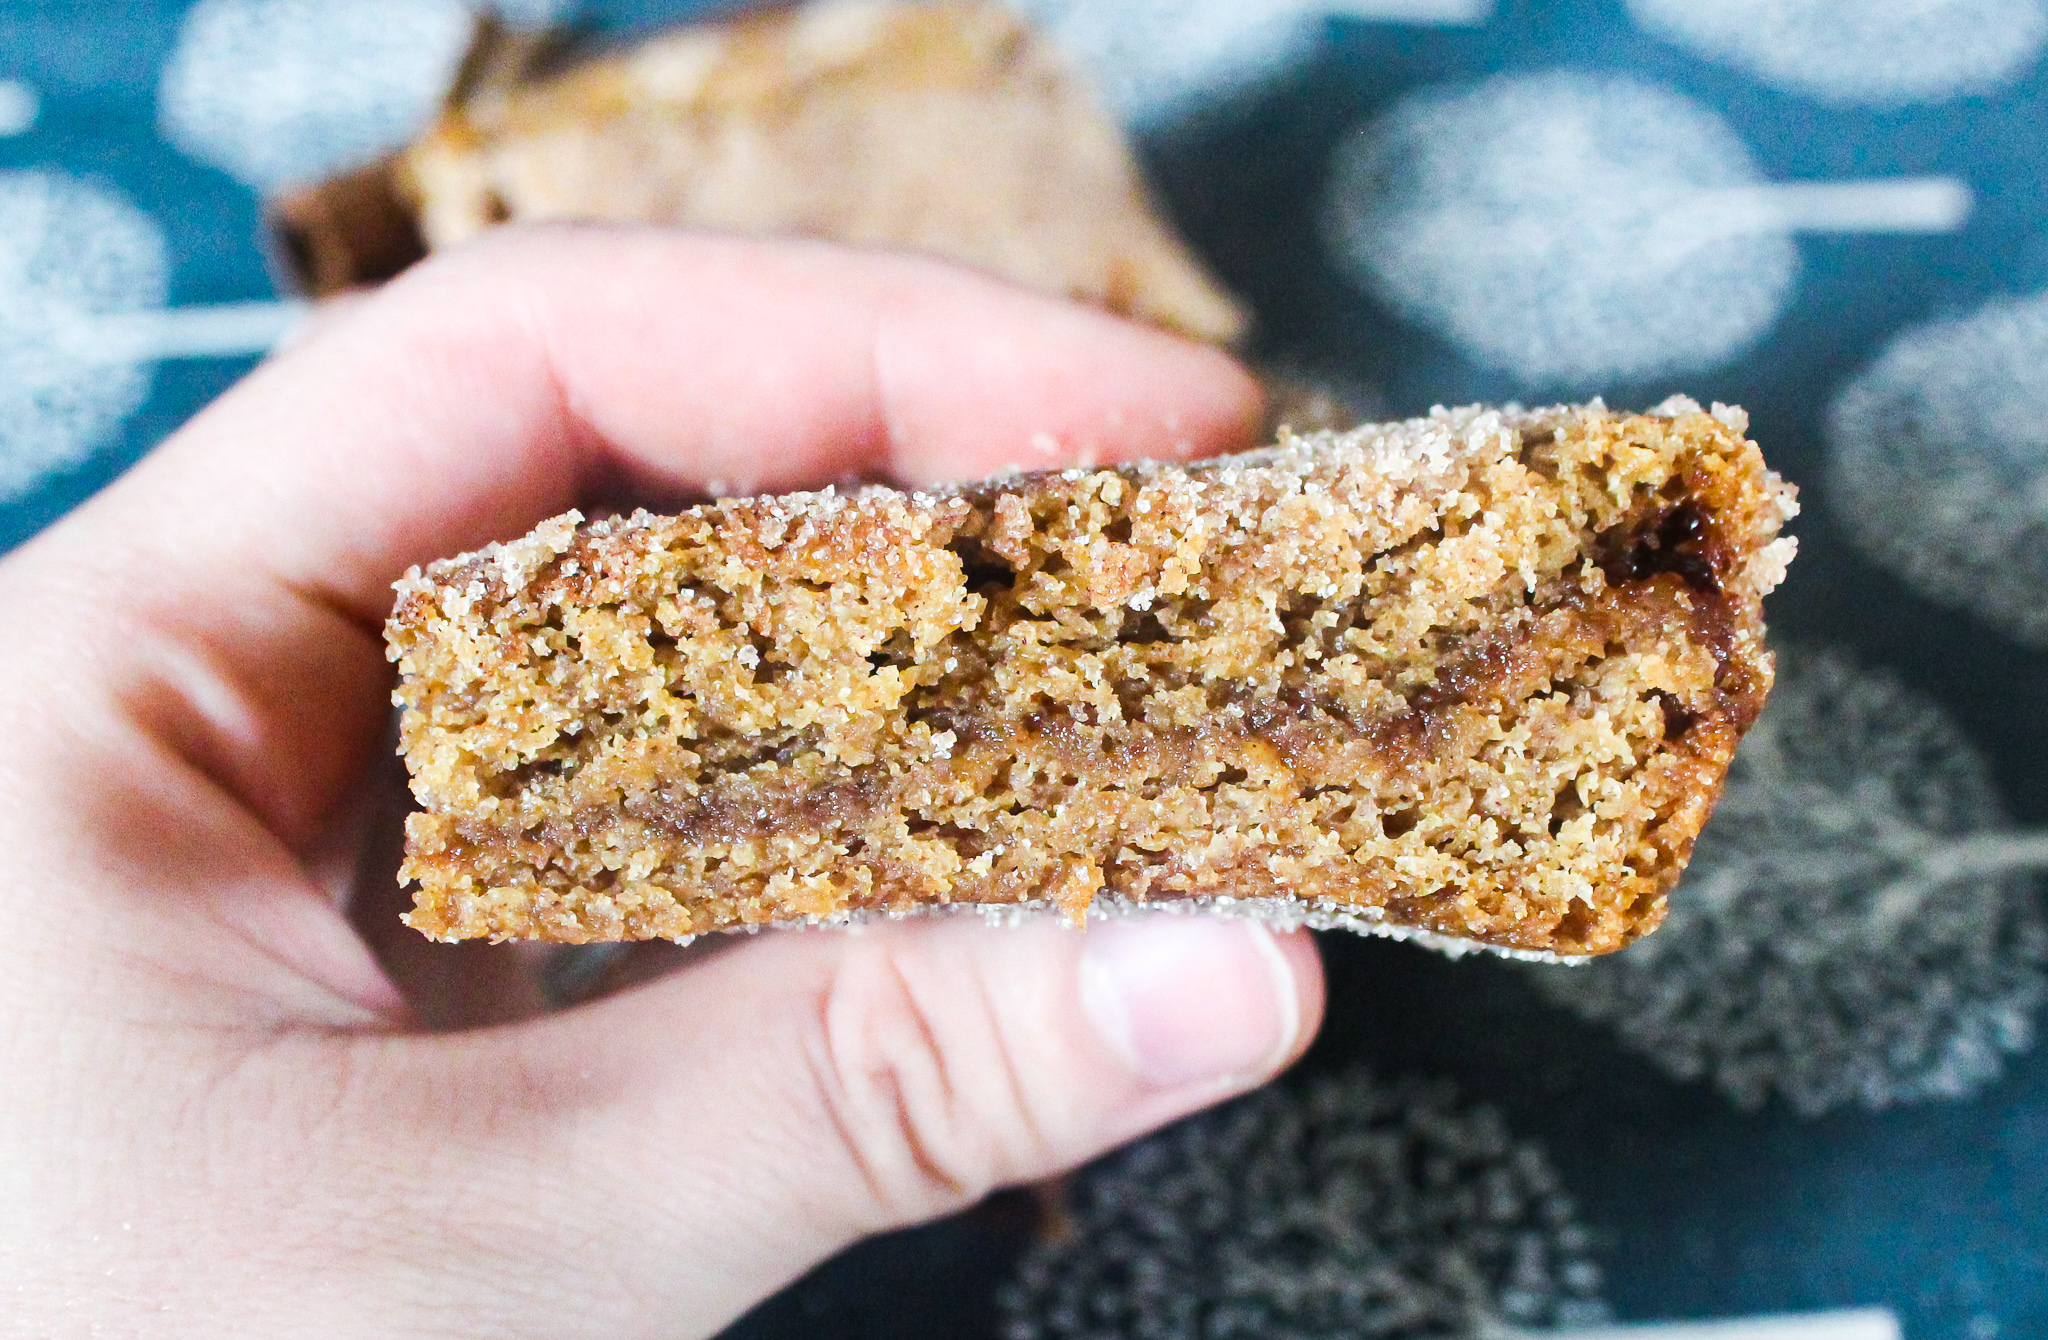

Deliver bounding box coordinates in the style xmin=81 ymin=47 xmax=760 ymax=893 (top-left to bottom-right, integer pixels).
xmin=387 ymin=400 xmax=1796 ymax=956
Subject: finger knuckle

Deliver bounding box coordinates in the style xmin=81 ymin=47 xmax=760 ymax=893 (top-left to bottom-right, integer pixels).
xmin=807 ymin=939 xmax=1043 ymax=1226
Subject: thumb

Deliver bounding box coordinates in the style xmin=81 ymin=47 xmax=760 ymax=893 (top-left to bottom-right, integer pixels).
xmin=391 ymin=915 xmax=1321 ymax=1338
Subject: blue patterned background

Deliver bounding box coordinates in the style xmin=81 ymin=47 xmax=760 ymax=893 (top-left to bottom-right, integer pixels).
xmin=8 ymin=2 xmax=2048 ymax=1336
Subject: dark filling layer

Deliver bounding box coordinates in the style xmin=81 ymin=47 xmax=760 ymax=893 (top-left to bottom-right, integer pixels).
xmin=470 ymin=499 xmax=1747 ymax=859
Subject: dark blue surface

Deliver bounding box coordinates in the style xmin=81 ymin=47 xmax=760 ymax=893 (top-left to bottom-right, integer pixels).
xmin=7 ymin=3 xmax=2046 ymax=1336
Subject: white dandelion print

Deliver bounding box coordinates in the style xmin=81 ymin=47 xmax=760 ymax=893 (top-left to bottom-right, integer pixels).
xmin=0 ymin=171 xmax=170 ymax=503
xmin=0 ymin=170 xmax=304 ymax=505
xmin=1011 ymin=0 xmax=1490 ymax=129
xmin=1828 ymin=290 xmax=2048 ymax=648
xmin=1529 ymin=646 xmax=2048 ymax=1117
xmin=159 ymin=0 xmax=482 ymax=191
xmin=1323 ymin=72 xmax=1969 ymax=390
xmin=0 ymin=79 xmax=39 ymax=138
xmin=999 ymin=1068 xmax=1610 ymax=1338
xmin=1628 ymin=0 xmax=2048 ymax=107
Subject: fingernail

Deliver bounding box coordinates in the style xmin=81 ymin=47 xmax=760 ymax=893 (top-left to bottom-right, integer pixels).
xmin=1079 ymin=917 xmax=1300 ymax=1090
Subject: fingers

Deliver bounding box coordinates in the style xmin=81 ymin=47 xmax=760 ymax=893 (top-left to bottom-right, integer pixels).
xmin=61 ymin=225 xmax=1261 ymax=630
xmin=4 ymin=227 xmax=1262 ymax=848
xmin=371 ymin=916 xmax=1322 ymax=1338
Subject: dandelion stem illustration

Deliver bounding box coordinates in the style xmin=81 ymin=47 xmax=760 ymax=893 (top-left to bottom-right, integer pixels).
xmin=1324 ymin=75 xmax=1970 ymax=388
xmin=1537 ymin=1309 xmax=1902 ymax=1340
xmin=1651 ymin=179 xmax=1970 ymax=250
xmin=48 ymin=300 xmax=307 ymax=367
xmin=1 ymin=170 xmax=306 ymax=503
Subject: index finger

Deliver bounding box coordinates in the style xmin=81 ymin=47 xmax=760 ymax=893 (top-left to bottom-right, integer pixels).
xmin=12 ymin=226 xmax=1263 ymax=843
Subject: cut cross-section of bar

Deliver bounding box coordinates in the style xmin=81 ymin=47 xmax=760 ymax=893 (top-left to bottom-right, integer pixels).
xmin=387 ymin=399 xmax=1796 ymax=957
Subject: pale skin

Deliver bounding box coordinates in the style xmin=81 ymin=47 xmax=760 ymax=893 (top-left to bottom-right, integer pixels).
xmin=0 ymin=228 xmax=1324 ymax=1338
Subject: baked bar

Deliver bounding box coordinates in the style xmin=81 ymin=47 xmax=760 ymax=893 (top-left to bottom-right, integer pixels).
xmin=274 ymin=0 xmax=1246 ymax=344
xmin=388 ymin=400 xmax=1796 ymax=958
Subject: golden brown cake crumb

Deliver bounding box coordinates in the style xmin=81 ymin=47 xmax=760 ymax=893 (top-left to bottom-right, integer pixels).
xmin=388 ymin=0 xmax=1245 ymax=343
xmin=387 ymin=399 xmax=1796 ymax=958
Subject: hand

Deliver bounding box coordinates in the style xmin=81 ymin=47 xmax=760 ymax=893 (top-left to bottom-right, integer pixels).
xmin=0 ymin=228 xmax=1323 ymax=1338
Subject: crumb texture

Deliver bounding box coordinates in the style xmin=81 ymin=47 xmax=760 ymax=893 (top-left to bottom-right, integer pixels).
xmin=398 ymin=0 xmax=1246 ymax=344
xmin=387 ymin=401 xmax=1796 ymax=955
